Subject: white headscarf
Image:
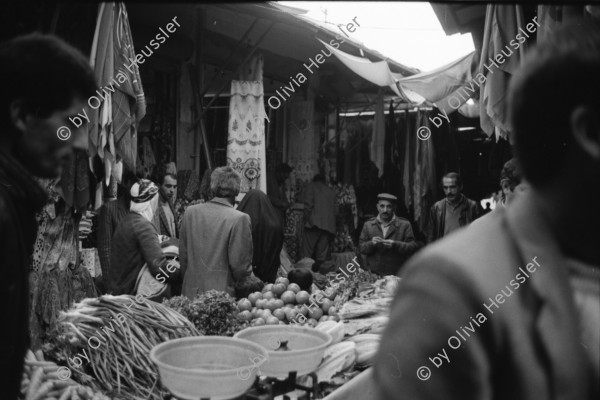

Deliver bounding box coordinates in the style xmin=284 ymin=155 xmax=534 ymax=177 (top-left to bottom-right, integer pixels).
xmin=130 ymin=180 xmax=159 ymax=222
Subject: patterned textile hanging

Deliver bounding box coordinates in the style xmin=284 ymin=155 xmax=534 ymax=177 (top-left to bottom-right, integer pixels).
xmin=288 ymin=101 xmax=317 ymax=183
xmin=227 ymin=55 xmax=267 ymax=193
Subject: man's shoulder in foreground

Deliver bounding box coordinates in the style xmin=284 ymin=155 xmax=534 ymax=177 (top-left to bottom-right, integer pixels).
xmin=405 ymin=206 xmax=517 ymax=285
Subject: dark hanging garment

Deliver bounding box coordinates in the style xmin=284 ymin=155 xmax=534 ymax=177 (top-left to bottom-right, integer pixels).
xmin=237 ymin=189 xmax=284 ymax=283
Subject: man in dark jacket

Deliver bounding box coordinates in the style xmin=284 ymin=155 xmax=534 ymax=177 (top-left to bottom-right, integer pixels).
xmin=426 ymin=172 xmax=479 ymax=243
xmin=109 ymin=180 xmax=181 ymax=298
xmin=96 ymin=170 xmax=136 ymax=291
xmin=359 ymin=193 xmax=421 ymax=276
xmin=153 ymin=170 xmax=178 ymax=238
xmin=0 ymin=34 xmax=96 ymax=399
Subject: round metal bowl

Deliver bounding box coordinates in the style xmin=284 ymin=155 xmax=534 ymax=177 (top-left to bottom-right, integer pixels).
xmin=149 ymin=336 xmax=269 ymax=400
xmin=234 ymin=325 xmax=332 ymax=379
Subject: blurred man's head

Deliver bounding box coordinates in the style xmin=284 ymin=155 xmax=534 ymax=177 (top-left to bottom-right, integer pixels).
xmin=211 ymin=166 xmax=241 ymax=200
xmin=157 ymin=172 xmax=178 ymax=202
xmin=442 ymin=173 xmax=462 ymax=203
xmin=500 ymin=158 xmax=523 ymax=204
xmin=0 ymin=34 xmax=96 ymax=178
xmin=377 ymin=193 xmax=397 ymax=223
xmin=509 ymin=20 xmax=600 ymax=193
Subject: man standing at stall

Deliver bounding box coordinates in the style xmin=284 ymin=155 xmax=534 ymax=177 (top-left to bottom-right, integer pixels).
xmin=375 ymin=20 xmax=600 ymax=400
xmin=426 ymin=172 xmax=479 ymax=243
xmin=359 ymin=193 xmax=421 ymax=276
xmin=299 ymin=173 xmax=337 ymax=272
xmin=0 ymin=34 xmax=96 ymax=399
xmin=153 ymin=169 xmax=178 ymax=238
xmin=179 ymin=166 xmax=254 ymax=297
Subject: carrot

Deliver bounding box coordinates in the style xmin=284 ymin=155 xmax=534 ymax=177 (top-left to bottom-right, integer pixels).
xmin=25 ymin=360 xmax=55 ymax=367
xmin=31 ymin=381 xmax=55 ymax=400
xmin=57 ymin=386 xmax=73 ymax=400
xmin=25 ymin=367 xmax=44 ymax=400
xmin=34 ymin=349 xmax=45 ymax=361
xmin=26 ymin=349 xmax=37 ymax=362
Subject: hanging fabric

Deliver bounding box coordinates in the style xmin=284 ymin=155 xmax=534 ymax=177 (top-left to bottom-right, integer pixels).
xmin=227 ymin=55 xmax=267 ymax=193
xmin=288 ymin=101 xmax=317 ymax=183
xmin=370 ymin=90 xmax=385 ymax=178
xmin=478 ymin=4 xmax=527 ymax=141
xmin=89 ymin=2 xmax=146 ymax=207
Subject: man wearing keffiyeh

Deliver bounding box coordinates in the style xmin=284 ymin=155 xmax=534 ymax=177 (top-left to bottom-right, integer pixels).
xmin=107 ymin=179 xmax=181 ymax=297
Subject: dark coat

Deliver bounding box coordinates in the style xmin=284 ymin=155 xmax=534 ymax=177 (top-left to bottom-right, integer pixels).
xmin=426 ymin=195 xmax=479 ymax=243
xmin=375 ymin=191 xmax=597 ymax=400
xmin=155 ymin=199 xmax=178 ymax=238
xmin=108 ymin=212 xmax=169 ymax=295
xmin=0 ymin=151 xmax=47 ymax=400
xmin=237 ymin=190 xmax=283 ymax=283
xmin=358 ymin=216 xmax=421 ymax=276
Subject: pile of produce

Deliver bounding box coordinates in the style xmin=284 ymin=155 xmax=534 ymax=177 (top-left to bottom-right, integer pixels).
xmin=329 ymin=268 xmax=379 ymax=305
xmin=235 ymin=277 xmax=341 ymax=327
xmin=46 ymin=295 xmax=199 ymax=400
xmin=20 ymin=350 xmax=109 ymax=400
xmin=163 ymin=290 xmax=246 ymax=336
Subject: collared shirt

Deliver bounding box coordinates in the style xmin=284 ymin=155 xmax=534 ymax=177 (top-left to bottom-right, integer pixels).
xmin=444 ymin=195 xmax=466 ymax=235
xmin=377 ymin=215 xmax=396 ymax=238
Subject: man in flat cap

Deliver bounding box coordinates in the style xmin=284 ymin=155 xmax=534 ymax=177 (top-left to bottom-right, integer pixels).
xmin=358 ymin=193 xmax=421 ymax=276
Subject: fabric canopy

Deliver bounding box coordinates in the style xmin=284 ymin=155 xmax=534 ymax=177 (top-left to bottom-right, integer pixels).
xmin=393 ymin=51 xmax=475 ymax=102
xmin=320 ymin=37 xmax=477 ymax=113
xmin=319 ymin=39 xmax=402 ymax=96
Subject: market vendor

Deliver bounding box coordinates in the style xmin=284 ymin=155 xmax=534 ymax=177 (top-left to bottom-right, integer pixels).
xmin=108 ymin=179 xmax=181 ymax=298
xmin=179 ymin=166 xmax=254 ymax=297
xmin=358 ymin=193 xmax=421 ymax=276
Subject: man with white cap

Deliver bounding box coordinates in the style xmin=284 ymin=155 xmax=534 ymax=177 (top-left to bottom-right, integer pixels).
xmin=359 ymin=193 xmax=421 ymax=276
xmin=108 ymin=179 xmax=181 ymax=297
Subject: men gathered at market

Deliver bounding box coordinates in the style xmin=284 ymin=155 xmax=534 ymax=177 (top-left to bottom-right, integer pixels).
xmin=426 ymin=172 xmax=479 ymax=243
xmin=299 ymin=173 xmax=338 ymax=272
xmin=375 ymin=20 xmax=600 ymax=400
xmin=179 ymin=166 xmax=256 ymax=297
xmin=153 ymin=169 xmax=179 ymax=238
xmin=358 ymin=193 xmax=421 ymax=276
xmin=108 ymin=179 xmax=181 ymax=299
xmin=0 ymin=34 xmax=96 ymax=399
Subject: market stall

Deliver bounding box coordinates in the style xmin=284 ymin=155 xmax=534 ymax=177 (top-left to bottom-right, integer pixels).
xmin=21 ymin=264 xmax=397 ymax=400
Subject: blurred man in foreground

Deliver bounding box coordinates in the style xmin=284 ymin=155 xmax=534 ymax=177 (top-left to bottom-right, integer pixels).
xmin=375 ymin=20 xmax=600 ymax=400
xmin=0 ymin=34 xmax=96 ymax=399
